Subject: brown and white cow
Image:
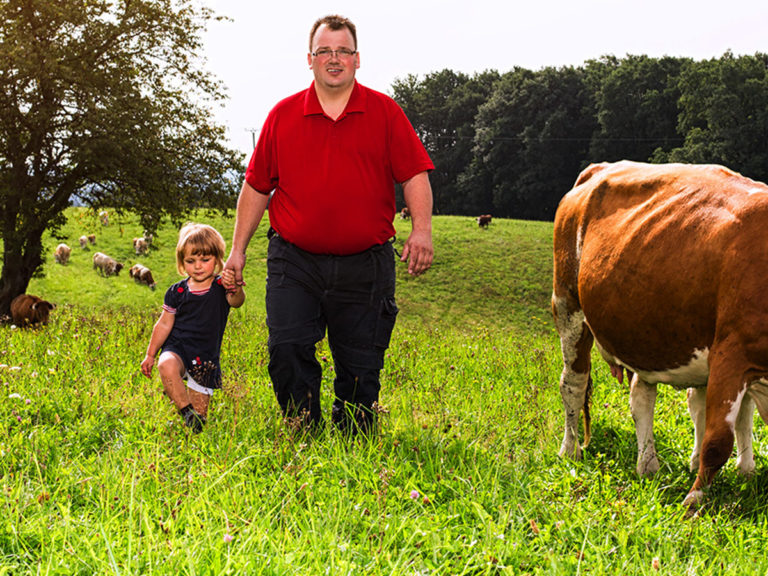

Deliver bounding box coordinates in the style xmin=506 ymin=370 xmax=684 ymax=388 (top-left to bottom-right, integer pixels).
xmin=93 ymin=252 xmax=123 ymax=277
xmin=552 ymin=160 xmax=768 ymax=511
xmin=54 ymin=243 xmax=71 ymax=265
xmin=129 ymin=263 xmax=157 ymax=290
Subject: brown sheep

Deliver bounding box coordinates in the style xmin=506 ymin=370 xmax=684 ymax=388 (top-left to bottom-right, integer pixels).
xmin=477 ymin=214 xmax=492 ymax=228
xmin=129 ymin=263 xmax=157 ymax=290
xmin=54 ymin=243 xmax=71 ymax=264
xmin=10 ymin=294 xmax=55 ymax=326
xmin=400 ymin=207 xmax=411 ymax=220
xmin=93 ymin=252 xmax=124 ymax=277
xmin=87 ymin=234 xmax=96 ymax=245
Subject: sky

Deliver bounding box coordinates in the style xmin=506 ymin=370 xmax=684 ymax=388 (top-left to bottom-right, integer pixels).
xmin=203 ymin=0 xmax=768 ymax=156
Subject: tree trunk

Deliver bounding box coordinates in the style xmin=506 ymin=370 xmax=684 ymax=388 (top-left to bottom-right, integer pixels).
xmin=0 ymin=227 xmax=44 ymax=317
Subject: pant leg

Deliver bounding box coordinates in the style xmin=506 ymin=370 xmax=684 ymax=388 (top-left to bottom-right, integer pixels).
xmin=325 ymin=242 xmax=399 ymax=433
xmin=265 ymin=236 xmax=326 ymax=426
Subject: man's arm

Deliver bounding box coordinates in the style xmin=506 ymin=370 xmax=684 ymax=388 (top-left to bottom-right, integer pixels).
xmin=401 ymin=171 xmax=434 ymax=276
xmin=225 ymin=180 xmax=271 ymax=286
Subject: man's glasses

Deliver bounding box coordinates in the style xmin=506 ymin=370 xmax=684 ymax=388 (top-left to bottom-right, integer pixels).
xmin=311 ymin=48 xmax=357 ymax=60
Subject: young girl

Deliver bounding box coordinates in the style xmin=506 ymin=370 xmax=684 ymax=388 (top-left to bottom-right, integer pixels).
xmin=140 ymin=223 xmax=245 ymax=432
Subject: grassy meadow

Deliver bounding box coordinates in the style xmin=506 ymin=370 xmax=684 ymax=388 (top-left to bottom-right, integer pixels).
xmin=3 ymin=208 xmax=768 ymax=575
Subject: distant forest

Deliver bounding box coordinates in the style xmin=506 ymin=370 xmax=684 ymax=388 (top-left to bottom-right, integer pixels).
xmin=391 ymin=52 xmax=768 ymax=221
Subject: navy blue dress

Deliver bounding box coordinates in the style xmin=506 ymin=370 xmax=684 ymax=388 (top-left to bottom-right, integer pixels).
xmin=161 ymin=276 xmax=231 ymax=390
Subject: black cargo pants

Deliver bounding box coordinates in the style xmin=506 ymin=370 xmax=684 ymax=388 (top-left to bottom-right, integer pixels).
xmin=265 ymin=232 xmax=398 ymax=433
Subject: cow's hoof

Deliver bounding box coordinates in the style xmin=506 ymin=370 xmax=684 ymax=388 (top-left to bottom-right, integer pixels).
xmin=682 ymin=489 xmax=705 ymax=518
xmin=637 ymin=455 xmax=660 ymax=477
xmin=736 ymin=457 xmax=756 ymax=476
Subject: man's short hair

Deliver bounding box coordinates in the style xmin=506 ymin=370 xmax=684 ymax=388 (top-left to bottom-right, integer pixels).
xmin=309 ymin=15 xmax=357 ymax=50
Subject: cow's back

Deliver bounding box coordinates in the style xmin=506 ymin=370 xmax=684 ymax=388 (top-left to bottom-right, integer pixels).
xmin=554 ymin=161 xmax=768 ymax=378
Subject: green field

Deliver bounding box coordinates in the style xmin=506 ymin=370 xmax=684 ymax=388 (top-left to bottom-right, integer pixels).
xmin=2 ymin=209 xmax=768 ymax=575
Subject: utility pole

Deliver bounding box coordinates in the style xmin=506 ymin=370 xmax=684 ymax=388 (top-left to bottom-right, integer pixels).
xmin=246 ymin=128 xmax=260 ymax=149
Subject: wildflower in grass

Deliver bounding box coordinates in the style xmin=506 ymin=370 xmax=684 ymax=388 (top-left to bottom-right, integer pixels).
xmin=410 ymin=490 xmax=420 ymax=500
xmin=223 ymin=533 xmax=233 ymax=543
xmin=9 ymin=393 xmax=21 ymax=399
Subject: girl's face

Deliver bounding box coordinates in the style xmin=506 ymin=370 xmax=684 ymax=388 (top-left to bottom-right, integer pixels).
xmin=182 ymin=250 xmax=217 ymax=285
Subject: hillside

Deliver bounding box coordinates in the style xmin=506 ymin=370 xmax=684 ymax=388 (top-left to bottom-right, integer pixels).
xmin=27 ymin=209 xmax=555 ymax=334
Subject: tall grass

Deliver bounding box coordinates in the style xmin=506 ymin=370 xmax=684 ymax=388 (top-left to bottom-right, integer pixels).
xmin=2 ymin=209 xmax=768 ymax=575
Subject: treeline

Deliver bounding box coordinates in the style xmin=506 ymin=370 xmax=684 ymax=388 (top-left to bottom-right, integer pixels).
xmin=391 ymin=52 xmax=768 ymax=221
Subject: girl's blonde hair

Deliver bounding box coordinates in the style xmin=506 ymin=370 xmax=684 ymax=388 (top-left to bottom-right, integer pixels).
xmin=175 ymin=223 xmax=226 ymax=276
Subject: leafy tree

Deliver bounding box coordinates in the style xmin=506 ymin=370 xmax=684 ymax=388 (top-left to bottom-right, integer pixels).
xmin=462 ymin=66 xmax=596 ymax=220
xmin=588 ymin=55 xmax=688 ymax=163
xmin=659 ymin=52 xmax=768 ymax=182
xmin=0 ymin=0 xmax=244 ymax=315
xmin=391 ymin=69 xmax=500 ymax=214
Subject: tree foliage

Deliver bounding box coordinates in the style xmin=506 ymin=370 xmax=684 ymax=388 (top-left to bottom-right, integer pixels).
xmin=0 ymin=0 xmax=243 ymax=314
xmin=391 ymin=52 xmax=768 ymax=223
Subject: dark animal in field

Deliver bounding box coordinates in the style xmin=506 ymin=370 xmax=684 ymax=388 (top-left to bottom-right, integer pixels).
xmin=10 ymin=294 xmax=55 ymax=326
xmin=477 ymin=214 xmax=492 ymax=228
xmin=552 ymin=160 xmax=768 ymax=511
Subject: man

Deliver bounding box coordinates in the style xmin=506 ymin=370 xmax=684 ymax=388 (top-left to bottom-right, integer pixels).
xmin=225 ymin=14 xmax=434 ymax=434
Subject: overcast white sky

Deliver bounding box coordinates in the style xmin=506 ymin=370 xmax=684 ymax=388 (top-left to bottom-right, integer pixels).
xmin=203 ymin=0 xmax=768 ymax=156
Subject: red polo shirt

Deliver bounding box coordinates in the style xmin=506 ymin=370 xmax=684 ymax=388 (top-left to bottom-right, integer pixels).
xmin=245 ymin=81 xmax=434 ymax=255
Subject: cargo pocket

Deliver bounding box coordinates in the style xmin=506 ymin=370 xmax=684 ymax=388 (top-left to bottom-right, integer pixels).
xmin=374 ymin=296 xmax=399 ymax=350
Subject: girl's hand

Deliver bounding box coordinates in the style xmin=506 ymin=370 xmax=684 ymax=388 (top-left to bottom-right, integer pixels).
xmin=140 ymin=354 xmax=155 ymax=378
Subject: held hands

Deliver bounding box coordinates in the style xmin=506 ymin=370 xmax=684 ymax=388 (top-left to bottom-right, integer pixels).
xmin=221 ymin=267 xmax=239 ymax=293
xmin=223 ymin=251 xmax=247 ymax=289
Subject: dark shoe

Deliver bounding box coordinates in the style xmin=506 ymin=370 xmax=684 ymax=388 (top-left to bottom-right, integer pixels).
xmin=179 ymin=404 xmax=206 ymax=434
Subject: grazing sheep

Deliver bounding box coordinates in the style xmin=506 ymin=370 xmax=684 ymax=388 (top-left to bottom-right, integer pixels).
xmin=87 ymin=234 xmax=96 ymax=245
xmin=99 ymin=210 xmax=109 ymax=226
xmin=477 ymin=214 xmax=492 ymax=228
xmin=54 ymin=243 xmax=71 ymax=264
xmin=10 ymin=294 xmax=55 ymax=326
xmin=400 ymin=207 xmax=411 ymax=220
xmin=93 ymin=252 xmax=124 ymax=277
xmin=143 ymin=231 xmax=154 ymax=245
xmin=129 ymin=263 xmax=157 ymax=290
xmin=133 ymin=237 xmax=149 ymax=255
xmin=79 ymin=235 xmax=88 ymax=249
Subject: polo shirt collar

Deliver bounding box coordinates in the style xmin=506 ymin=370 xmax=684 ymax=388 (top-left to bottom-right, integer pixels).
xmin=304 ymin=81 xmax=366 ymax=119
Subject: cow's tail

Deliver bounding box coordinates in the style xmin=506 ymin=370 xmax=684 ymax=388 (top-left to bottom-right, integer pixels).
xmin=581 ymin=374 xmax=593 ymax=449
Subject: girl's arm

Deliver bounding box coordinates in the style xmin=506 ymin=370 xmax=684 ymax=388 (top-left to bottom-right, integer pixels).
xmin=140 ymin=310 xmax=175 ymax=378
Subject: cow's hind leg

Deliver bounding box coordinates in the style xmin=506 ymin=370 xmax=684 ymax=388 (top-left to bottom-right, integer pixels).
xmin=684 ymin=360 xmax=747 ymax=511
xmin=553 ymin=297 xmax=594 ymax=460
xmin=688 ymin=386 xmax=753 ymax=475
xmin=629 ymin=374 xmax=660 ymax=476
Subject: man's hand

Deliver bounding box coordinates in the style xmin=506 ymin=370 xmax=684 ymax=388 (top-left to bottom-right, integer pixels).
xmin=224 ymin=251 xmax=247 ymax=287
xmin=401 ymin=229 xmax=433 ymax=276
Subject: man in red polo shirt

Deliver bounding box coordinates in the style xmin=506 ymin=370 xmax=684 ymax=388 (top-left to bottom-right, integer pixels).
xmin=225 ymin=14 xmax=434 ymax=433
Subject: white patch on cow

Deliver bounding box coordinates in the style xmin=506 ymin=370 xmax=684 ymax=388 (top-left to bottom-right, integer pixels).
xmin=747 ymin=187 xmax=768 ymax=196
xmin=575 ymin=226 xmax=583 ymax=262
xmin=629 ymin=375 xmax=660 ymax=476
xmin=598 ymin=345 xmax=710 ymax=389
xmin=724 ymin=386 xmax=747 ymax=430
xmin=552 ymin=296 xmax=586 ymax=369
xmin=553 ymin=295 xmax=590 ymax=460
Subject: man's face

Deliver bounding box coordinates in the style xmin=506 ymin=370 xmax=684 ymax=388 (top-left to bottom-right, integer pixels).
xmin=308 ymin=24 xmax=359 ymax=92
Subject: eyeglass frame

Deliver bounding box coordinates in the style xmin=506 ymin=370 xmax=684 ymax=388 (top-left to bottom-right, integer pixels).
xmin=310 ymin=48 xmax=358 ymax=59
